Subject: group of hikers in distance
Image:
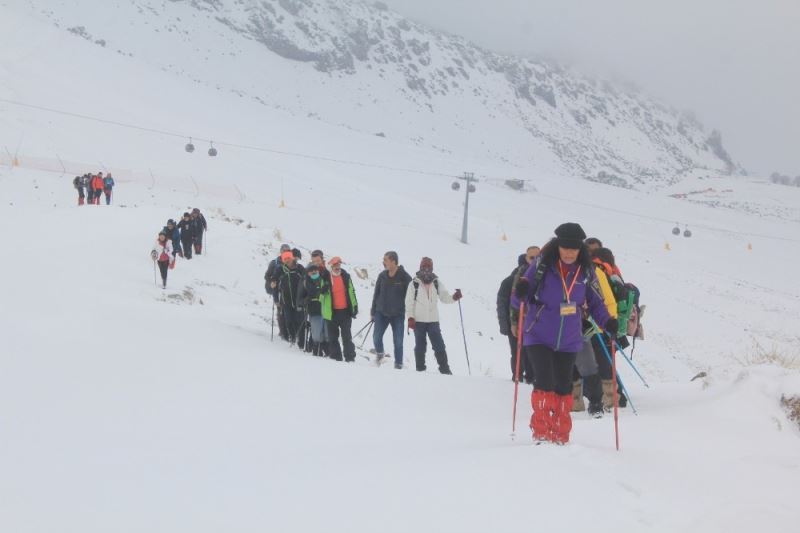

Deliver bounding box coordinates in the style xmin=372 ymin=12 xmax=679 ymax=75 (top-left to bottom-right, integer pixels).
xmin=149 ymin=209 xmax=208 ymax=289
xmin=265 ymin=247 xmax=463 ymax=372
xmin=265 ymin=222 xmax=643 ymax=446
xmin=72 ymin=172 xmax=115 ymax=205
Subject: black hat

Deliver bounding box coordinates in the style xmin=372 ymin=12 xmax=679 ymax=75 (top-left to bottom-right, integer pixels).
xmin=517 ymin=253 xmax=528 ymax=267
xmin=292 ymin=248 xmax=302 ymax=259
xmin=167 ymin=219 xmax=175 ymax=225
xmin=183 ymin=212 xmax=190 ymax=218
xmin=554 ymin=223 xmax=586 ymax=250
xmin=306 ymin=263 xmax=319 ymax=272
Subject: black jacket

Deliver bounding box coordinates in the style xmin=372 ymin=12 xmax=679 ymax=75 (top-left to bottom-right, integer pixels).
xmin=297 ymin=275 xmax=327 ymax=316
xmin=265 ymin=257 xmax=284 ymax=296
xmin=178 ymin=219 xmax=194 ymax=241
xmin=498 ymin=258 xmax=529 ymax=335
xmin=371 ymin=266 xmax=412 ymax=318
xmin=277 ymin=263 xmax=306 ymax=309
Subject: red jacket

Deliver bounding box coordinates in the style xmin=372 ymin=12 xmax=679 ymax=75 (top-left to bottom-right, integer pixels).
xmin=91 ymin=175 xmax=104 ymax=191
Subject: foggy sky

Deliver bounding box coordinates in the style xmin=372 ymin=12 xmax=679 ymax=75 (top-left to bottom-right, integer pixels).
xmin=380 ymin=0 xmax=800 ymax=176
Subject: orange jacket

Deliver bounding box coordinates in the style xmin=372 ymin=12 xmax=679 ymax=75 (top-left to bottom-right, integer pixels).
xmin=91 ymin=175 xmax=104 ymax=190
xmin=331 ymin=275 xmax=348 ymax=310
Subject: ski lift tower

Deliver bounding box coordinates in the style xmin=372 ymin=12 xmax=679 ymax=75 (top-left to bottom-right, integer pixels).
xmin=451 ymin=171 xmax=478 ymax=244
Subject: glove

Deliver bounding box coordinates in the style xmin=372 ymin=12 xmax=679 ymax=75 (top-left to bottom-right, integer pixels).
xmin=605 ymin=318 xmax=619 ymax=337
xmin=515 ymin=278 xmax=530 ymax=299
xmin=407 ymin=317 xmax=416 ymax=330
xmin=452 ymin=289 xmax=462 ymax=301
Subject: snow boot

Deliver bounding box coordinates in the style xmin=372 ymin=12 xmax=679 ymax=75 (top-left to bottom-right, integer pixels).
xmin=571 ymin=380 xmax=586 ymax=412
xmin=530 ymin=390 xmax=554 ymax=442
xmin=394 ymin=362 xmax=403 ymax=370
xmin=552 ymin=394 xmax=574 ymax=444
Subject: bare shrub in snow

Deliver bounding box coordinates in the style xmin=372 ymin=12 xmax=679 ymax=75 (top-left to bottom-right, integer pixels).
xmin=735 ymin=340 xmax=800 ymax=370
xmin=781 ymin=395 xmax=800 ymax=430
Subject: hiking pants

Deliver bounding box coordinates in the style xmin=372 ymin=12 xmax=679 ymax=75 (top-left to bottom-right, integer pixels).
xmin=373 ymin=311 xmax=405 ymax=365
xmin=181 ymin=238 xmax=193 ymax=259
xmin=157 ymin=260 xmax=169 ymax=286
xmin=413 ymin=321 xmax=450 ymax=373
xmin=526 ymin=344 xmax=577 ymax=396
xmin=327 ymin=309 xmax=355 ymax=362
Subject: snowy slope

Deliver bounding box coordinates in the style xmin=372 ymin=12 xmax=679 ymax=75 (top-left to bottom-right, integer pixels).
xmin=1 ymin=2 xmax=800 ymax=532
xmin=2 ymin=0 xmax=740 ymax=188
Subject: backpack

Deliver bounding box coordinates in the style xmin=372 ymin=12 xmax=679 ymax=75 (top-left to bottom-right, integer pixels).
xmin=73 ymin=176 xmax=80 ymax=188
xmin=412 ymin=279 xmax=439 ymax=301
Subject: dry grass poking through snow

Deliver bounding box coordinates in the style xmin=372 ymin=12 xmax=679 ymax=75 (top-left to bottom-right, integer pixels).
xmin=735 ymin=339 xmax=800 ymax=371
xmin=781 ymin=396 xmax=800 ymax=430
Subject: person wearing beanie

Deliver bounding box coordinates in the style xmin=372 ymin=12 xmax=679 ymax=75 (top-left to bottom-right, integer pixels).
xmin=178 ymin=212 xmax=195 ymax=260
xmin=319 ymin=257 xmax=358 ymax=362
xmin=297 ymin=263 xmax=328 ymax=356
xmin=265 ymin=244 xmax=293 ymax=341
xmin=150 ymin=231 xmax=174 ymax=289
xmin=405 ymin=256 xmax=462 ymax=375
xmin=190 ymin=208 xmax=208 ymax=256
xmin=370 ymin=251 xmax=413 ymax=368
xmin=162 ymin=219 xmax=183 ymax=258
xmin=510 ymin=223 xmax=618 ymax=445
xmin=498 ymin=246 xmax=540 ymax=383
xmin=277 ymin=250 xmax=306 ymax=347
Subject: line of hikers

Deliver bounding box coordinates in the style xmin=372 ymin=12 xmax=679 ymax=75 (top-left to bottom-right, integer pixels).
xmin=72 ymin=172 xmax=115 ymax=205
xmin=149 ymin=208 xmax=208 ymax=289
xmin=265 ymin=247 xmax=462 ymax=372
xmin=498 ymin=223 xmax=644 ymax=445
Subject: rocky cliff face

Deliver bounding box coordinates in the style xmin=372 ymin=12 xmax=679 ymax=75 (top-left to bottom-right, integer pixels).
xmin=34 ymin=0 xmax=743 ymax=187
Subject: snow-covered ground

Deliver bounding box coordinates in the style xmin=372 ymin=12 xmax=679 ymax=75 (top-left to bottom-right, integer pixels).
xmin=1 ymin=1 xmax=799 ymax=532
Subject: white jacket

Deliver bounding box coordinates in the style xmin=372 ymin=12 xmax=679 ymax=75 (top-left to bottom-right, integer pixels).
xmin=151 ymin=240 xmax=174 ymax=262
xmin=405 ymin=276 xmax=455 ymax=323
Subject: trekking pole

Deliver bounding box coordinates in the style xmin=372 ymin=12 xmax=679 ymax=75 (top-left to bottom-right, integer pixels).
xmin=595 ymin=334 xmax=638 ymax=415
xmin=358 ymin=320 xmax=374 ymax=350
xmin=353 ymin=320 xmax=374 ymax=339
xmin=614 ymin=341 xmax=650 ymax=388
xmin=270 ymin=299 xmax=275 ymax=341
xmin=152 ymin=259 xmax=157 ymax=287
xmin=611 ymin=337 xmax=620 ymax=451
xmin=457 ymin=300 xmax=472 ymax=376
xmin=511 ymin=304 xmax=526 ymax=438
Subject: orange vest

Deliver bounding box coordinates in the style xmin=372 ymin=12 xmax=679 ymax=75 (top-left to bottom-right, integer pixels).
xmin=331 ymin=275 xmax=348 ymax=310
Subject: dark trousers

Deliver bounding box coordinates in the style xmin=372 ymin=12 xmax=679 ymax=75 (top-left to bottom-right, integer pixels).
xmin=526 ymin=344 xmax=577 ymax=396
xmin=194 ymin=232 xmax=204 ymax=254
xmin=104 ymin=189 xmax=112 ymax=205
xmin=181 ymin=238 xmax=193 ymax=259
xmin=283 ymin=306 xmax=304 ymax=345
xmin=508 ymin=334 xmax=534 ymax=382
xmin=373 ymin=311 xmax=405 ymax=365
xmin=413 ymin=321 xmax=450 ymax=373
xmin=157 ymin=260 xmax=169 ymax=286
xmin=93 ymin=189 xmax=103 ymax=204
xmin=327 ymin=309 xmax=355 ymax=361
xmin=274 ymin=296 xmax=288 ymax=340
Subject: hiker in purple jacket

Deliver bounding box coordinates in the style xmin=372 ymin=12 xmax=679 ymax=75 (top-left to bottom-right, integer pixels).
xmin=512 ymin=223 xmax=618 ymax=445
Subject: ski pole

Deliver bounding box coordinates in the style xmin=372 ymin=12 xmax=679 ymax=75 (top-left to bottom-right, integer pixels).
xmin=457 ymin=300 xmax=471 ymax=376
xmin=614 ymin=341 xmax=650 ymax=388
xmin=270 ymin=298 xmax=275 ymax=341
xmin=511 ymin=304 xmax=526 ymax=438
xmin=359 ymin=320 xmax=374 ymax=350
xmin=595 ymin=334 xmax=638 ymax=415
xmin=153 ymin=259 xmax=157 ymax=287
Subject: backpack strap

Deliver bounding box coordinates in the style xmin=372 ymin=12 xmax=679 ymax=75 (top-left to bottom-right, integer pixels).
xmin=413 ymin=279 xmax=439 ymax=301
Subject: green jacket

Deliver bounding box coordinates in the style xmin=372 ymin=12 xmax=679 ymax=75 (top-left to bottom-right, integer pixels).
xmin=320 ymin=270 xmax=358 ymax=320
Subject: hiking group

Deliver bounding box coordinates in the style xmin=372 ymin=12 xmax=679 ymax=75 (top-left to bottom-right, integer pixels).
xmin=149 ymin=208 xmax=208 ymax=289
xmin=72 ymin=172 xmax=115 ymax=205
xmin=499 ymin=223 xmax=644 ymax=445
xmin=265 ymin=247 xmax=462 ymax=372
